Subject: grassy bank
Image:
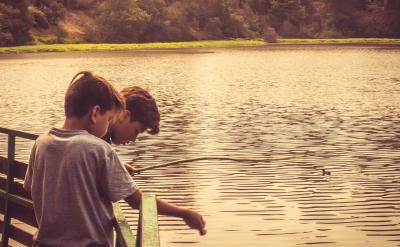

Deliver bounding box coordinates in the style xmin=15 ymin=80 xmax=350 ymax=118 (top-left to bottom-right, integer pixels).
xmin=278 ymin=38 xmax=400 ymax=44
xmin=0 ymin=40 xmax=264 ymax=54
xmin=1 ymin=38 xmax=400 ymax=54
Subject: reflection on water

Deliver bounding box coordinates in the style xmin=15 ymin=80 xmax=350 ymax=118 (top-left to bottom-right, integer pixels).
xmin=1 ymin=45 xmax=400 ymax=247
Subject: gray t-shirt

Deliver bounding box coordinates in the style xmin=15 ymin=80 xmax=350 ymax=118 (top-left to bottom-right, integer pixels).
xmin=24 ymin=128 xmax=138 ymax=247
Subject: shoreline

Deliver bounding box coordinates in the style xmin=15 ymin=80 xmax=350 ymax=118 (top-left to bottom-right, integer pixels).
xmin=1 ymin=38 xmax=400 ymax=54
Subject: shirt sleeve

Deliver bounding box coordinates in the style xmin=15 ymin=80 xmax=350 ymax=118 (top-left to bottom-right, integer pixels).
xmin=100 ymin=149 xmax=139 ymax=203
xmin=23 ymin=143 xmax=36 ymax=191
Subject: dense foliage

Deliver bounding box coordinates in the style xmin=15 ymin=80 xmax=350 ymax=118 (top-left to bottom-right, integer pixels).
xmin=1 ymin=0 xmax=400 ymax=46
xmin=0 ymin=0 xmax=32 ymax=45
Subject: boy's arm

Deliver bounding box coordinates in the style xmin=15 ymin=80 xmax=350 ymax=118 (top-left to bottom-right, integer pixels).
xmin=124 ymin=190 xmax=207 ymax=235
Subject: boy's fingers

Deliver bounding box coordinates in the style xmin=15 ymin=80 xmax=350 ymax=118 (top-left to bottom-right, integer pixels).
xmin=199 ymin=218 xmax=205 ymax=229
xmin=124 ymin=164 xmax=137 ymax=174
xmin=198 ymin=216 xmax=206 ymax=235
xmin=185 ymin=210 xmax=206 ymax=235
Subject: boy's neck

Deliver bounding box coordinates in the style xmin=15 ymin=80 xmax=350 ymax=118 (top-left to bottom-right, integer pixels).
xmin=63 ymin=117 xmax=90 ymax=132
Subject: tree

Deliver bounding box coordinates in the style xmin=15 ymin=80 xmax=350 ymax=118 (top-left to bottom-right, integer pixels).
xmin=267 ymin=0 xmax=306 ymax=36
xmin=0 ymin=1 xmax=32 ymax=46
xmin=136 ymin=0 xmax=167 ymax=42
xmin=96 ymin=0 xmax=150 ymax=43
xmin=0 ymin=4 xmax=15 ymax=45
xmin=271 ymin=0 xmax=307 ymax=24
xmin=32 ymin=0 xmax=65 ymax=24
xmin=249 ymin=0 xmax=271 ymax=15
xmin=325 ymin=0 xmax=367 ymax=36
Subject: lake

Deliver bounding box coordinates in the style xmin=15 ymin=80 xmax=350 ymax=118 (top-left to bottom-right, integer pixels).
xmin=1 ymin=45 xmax=400 ymax=247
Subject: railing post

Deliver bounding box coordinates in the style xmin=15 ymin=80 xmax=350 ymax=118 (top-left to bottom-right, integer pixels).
xmin=1 ymin=134 xmax=16 ymax=247
xmin=136 ymin=193 xmax=160 ymax=247
xmin=136 ymin=214 xmax=142 ymax=247
xmin=113 ymin=202 xmax=136 ymax=247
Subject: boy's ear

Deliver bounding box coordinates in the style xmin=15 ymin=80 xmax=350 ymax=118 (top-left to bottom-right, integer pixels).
xmin=117 ymin=110 xmax=130 ymax=122
xmin=90 ymin=105 xmax=101 ymax=124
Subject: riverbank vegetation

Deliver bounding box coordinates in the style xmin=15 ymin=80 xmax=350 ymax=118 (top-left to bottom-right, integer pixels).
xmin=1 ymin=38 xmax=400 ymax=54
xmin=0 ymin=39 xmax=265 ymax=53
xmin=1 ymin=0 xmax=400 ymax=47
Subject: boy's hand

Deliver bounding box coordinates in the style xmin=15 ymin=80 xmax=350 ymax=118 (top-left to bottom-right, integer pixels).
xmin=124 ymin=163 xmax=137 ymax=175
xmin=182 ymin=209 xmax=207 ymax=235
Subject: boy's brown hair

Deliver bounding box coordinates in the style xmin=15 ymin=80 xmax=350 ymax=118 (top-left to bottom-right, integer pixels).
xmin=121 ymin=86 xmax=160 ymax=135
xmin=65 ymin=71 xmax=125 ymax=118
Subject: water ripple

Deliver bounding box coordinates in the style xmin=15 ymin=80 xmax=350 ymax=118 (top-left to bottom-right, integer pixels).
xmin=1 ymin=46 xmax=400 ymax=246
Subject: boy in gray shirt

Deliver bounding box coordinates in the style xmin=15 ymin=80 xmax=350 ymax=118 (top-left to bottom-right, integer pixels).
xmin=24 ymin=71 xmax=206 ymax=247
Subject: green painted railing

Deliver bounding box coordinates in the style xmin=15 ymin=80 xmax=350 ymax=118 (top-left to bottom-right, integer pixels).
xmin=136 ymin=194 xmax=160 ymax=247
xmin=0 ymin=127 xmax=160 ymax=247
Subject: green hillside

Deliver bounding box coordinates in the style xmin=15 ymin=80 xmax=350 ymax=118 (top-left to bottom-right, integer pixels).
xmin=1 ymin=0 xmax=400 ymax=47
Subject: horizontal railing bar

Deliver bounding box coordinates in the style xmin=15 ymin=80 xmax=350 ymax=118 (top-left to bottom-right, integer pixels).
xmin=0 ymin=156 xmax=28 ymax=181
xmin=0 ymin=189 xmax=33 ymax=209
xmin=0 ymin=200 xmax=37 ymax=227
xmin=0 ymin=176 xmax=32 ymax=199
xmin=0 ymin=218 xmax=34 ymax=246
xmin=0 ymin=127 xmax=38 ymax=140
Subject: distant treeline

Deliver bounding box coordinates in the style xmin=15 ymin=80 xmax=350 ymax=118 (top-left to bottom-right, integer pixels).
xmin=1 ymin=0 xmax=400 ymax=46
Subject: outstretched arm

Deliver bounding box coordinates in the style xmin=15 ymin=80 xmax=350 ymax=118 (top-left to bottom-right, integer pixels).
xmin=124 ymin=190 xmax=207 ymax=235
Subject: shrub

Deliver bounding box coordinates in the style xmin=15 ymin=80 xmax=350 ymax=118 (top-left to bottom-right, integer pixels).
xmin=262 ymin=26 xmax=278 ymax=43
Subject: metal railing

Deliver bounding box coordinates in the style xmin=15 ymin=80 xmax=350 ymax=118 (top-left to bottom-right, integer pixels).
xmin=0 ymin=127 xmax=159 ymax=247
xmin=0 ymin=127 xmax=36 ymax=247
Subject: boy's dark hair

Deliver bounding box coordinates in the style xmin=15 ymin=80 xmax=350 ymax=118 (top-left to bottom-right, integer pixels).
xmin=121 ymin=86 xmax=160 ymax=135
xmin=65 ymin=71 xmax=125 ymax=118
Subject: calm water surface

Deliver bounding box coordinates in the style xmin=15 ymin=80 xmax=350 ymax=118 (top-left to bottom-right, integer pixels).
xmin=1 ymin=45 xmax=400 ymax=247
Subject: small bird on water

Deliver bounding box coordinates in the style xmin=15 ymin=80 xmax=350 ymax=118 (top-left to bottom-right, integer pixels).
xmin=322 ymin=169 xmax=331 ymax=176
